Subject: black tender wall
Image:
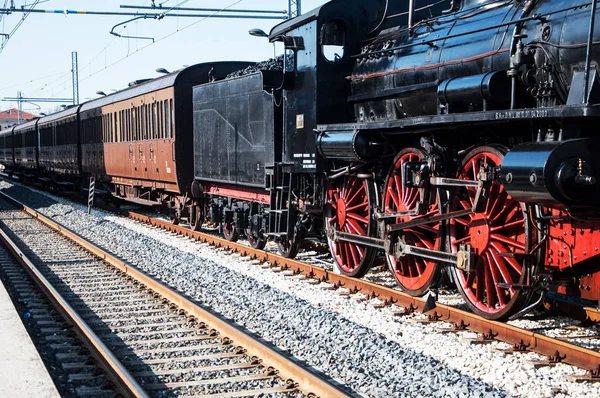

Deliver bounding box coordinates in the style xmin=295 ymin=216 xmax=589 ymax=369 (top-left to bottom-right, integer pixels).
xmin=193 ymin=72 xmax=275 ymax=187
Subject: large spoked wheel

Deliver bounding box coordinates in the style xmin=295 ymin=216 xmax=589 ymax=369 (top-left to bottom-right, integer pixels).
xmin=222 ymin=220 xmax=240 ymax=242
xmin=383 ymin=148 xmax=442 ymax=296
xmin=325 ymin=176 xmax=377 ymax=278
xmin=449 ymin=146 xmax=530 ymax=320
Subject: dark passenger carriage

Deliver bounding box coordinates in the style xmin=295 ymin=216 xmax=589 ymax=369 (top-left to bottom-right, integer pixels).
xmin=37 ymin=106 xmax=81 ymax=184
xmin=13 ymin=119 xmax=39 ymax=176
xmin=0 ymin=127 xmax=14 ymax=172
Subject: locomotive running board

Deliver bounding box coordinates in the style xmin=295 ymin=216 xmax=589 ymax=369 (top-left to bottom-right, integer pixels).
xmin=331 ymin=230 xmax=472 ymax=270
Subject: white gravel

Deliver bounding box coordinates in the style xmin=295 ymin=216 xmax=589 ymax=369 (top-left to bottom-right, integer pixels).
xmin=2 ymin=181 xmax=600 ymax=397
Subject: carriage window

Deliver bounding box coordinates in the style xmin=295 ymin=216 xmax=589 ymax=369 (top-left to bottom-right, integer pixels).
xmin=114 ymin=113 xmax=118 ymax=142
xmin=169 ymin=99 xmax=174 ymax=138
xmin=152 ymin=103 xmax=157 ymax=139
xmin=321 ymin=20 xmax=346 ymax=62
xmin=109 ymin=114 xmax=113 ymax=142
xmin=164 ymin=101 xmax=170 ymax=139
xmin=158 ymin=103 xmax=163 ymax=139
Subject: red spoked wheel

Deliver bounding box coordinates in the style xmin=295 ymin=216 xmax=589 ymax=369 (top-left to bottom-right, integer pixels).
xmin=326 ymin=176 xmax=377 ymax=277
xmin=449 ymin=146 xmax=529 ymax=320
xmin=383 ymin=148 xmax=442 ymax=296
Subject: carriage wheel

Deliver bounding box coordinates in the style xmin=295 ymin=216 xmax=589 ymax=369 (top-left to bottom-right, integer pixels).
xmin=383 ymin=148 xmax=442 ymax=296
xmin=277 ymin=236 xmax=301 ymax=258
xmin=248 ymin=232 xmax=267 ymax=250
xmin=189 ymin=204 xmax=203 ymax=232
xmin=449 ymin=146 xmax=529 ymax=320
xmin=222 ymin=220 xmax=239 ymax=242
xmin=326 ymin=176 xmax=377 ymax=278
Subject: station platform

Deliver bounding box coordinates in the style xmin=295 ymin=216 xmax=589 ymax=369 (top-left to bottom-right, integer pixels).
xmin=0 ymin=276 xmax=60 ymax=397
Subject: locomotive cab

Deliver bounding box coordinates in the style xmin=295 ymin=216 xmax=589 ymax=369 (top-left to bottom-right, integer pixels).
xmin=268 ymin=0 xmax=394 ymax=173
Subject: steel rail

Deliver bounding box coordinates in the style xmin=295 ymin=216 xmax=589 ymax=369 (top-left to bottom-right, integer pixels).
xmin=0 ymin=191 xmax=352 ymax=398
xmin=121 ymin=211 xmax=600 ymax=373
xmin=0 ymin=211 xmax=148 ymax=397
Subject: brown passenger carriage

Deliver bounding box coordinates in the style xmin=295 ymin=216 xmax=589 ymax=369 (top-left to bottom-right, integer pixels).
xmin=79 ymin=62 xmax=251 ymax=220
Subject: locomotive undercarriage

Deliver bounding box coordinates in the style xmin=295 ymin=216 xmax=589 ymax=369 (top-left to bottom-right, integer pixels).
xmin=323 ymin=124 xmax=600 ymax=320
xmin=196 ymin=172 xmax=324 ymax=258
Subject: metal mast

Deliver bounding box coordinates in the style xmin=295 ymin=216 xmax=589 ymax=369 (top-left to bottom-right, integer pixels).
xmin=17 ymin=90 xmax=21 ymax=123
xmin=72 ymin=51 xmax=79 ymax=105
xmin=288 ymin=0 xmax=301 ymax=19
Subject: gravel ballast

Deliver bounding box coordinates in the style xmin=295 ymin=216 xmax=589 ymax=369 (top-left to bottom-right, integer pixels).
xmin=2 ymin=181 xmax=600 ymax=397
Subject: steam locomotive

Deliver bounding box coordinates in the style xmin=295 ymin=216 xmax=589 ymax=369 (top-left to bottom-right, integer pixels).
xmin=2 ymin=0 xmax=600 ymax=320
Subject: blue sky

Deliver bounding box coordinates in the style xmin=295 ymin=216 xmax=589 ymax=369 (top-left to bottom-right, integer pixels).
xmin=0 ymin=0 xmax=327 ymax=114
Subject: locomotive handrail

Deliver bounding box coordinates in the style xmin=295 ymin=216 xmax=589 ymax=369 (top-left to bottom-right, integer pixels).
xmin=352 ymin=3 xmax=591 ymax=60
xmin=584 ymin=0 xmax=598 ymax=103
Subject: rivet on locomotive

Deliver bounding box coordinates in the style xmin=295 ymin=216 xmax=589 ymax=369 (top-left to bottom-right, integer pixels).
xmin=2 ymin=0 xmax=600 ymax=321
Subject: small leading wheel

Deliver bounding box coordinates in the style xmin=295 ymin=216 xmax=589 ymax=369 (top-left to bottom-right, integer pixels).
xmin=189 ymin=203 xmax=203 ymax=232
xmin=222 ymin=220 xmax=239 ymax=242
xmin=248 ymin=232 xmax=267 ymax=250
xmin=325 ymin=175 xmax=377 ymax=278
xmin=449 ymin=146 xmax=530 ymax=320
xmin=383 ymin=148 xmax=442 ymax=296
xmin=246 ymin=204 xmax=267 ymax=250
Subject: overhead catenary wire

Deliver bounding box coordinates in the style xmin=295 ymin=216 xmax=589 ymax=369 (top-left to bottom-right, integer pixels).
xmin=0 ymin=5 xmax=285 ymax=19
xmin=78 ymin=0 xmax=250 ymax=85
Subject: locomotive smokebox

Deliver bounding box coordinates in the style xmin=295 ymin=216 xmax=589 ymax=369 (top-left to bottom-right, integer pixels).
xmin=317 ymin=130 xmax=384 ymax=162
xmin=501 ymin=138 xmax=600 ymax=206
xmin=437 ymin=72 xmax=510 ymax=110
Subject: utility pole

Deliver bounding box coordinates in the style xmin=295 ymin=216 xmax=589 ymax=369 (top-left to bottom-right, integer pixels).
xmin=17 ymin=91 xmax=21 ymax=124
xmin=288 ymin=0 xmax=301 ymax=19
xmin=72 ymin=51 xmax=79 ymax=105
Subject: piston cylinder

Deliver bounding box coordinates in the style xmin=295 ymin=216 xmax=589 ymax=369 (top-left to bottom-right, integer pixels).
xmin=501 ymin=138 xmax=599 ymax=206
xmin=317 ymin=130 xmax=384 ymax=162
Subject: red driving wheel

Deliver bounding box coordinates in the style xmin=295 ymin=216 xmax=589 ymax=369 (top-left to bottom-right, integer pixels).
xmin=383 ymin=148 xmax=442 ymax=296
xmin=326 ymin=176 xmax=377 ymax=277
xmin=449 ymin=146 xmax=529 ymax=320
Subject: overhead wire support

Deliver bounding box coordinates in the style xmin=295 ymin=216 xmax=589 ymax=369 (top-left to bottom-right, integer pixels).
xmin=288 ymin=0 xmax=301 ymax=19
xmin=0 ymin=0 xmax=40 ymax=54
xmin=110 ymin=15 xmax=156 ymax=42
xmin=120 ymin=4 xmax=287 ymax=16
xmin=71 ymin=51 xmax=79 ymax=105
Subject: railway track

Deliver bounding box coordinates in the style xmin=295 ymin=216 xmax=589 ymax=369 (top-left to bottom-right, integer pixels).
xmin=115 ymin=208 xmax=600 ymax=380
xmin=0 ymin=192 xmax=352 ymax=398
